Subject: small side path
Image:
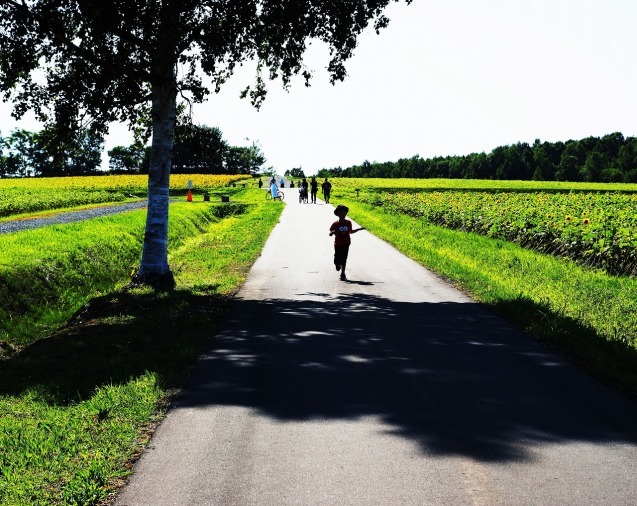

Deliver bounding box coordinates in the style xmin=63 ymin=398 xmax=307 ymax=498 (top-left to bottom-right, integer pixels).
xmin=0 ymin=200 xmax=148 ymax=235
xmin=116 ymin=189 xmax=637 ymax=505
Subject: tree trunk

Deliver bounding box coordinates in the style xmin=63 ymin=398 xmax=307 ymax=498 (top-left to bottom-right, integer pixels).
xmin=135 ymin=71 xmax=177 ymax=290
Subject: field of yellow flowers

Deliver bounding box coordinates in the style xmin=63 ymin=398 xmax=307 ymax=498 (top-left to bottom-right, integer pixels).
xmin=331 ymin=177 xmax=637 ymax=192
xmin=359 ymin=189 xmax=637 ymax=277
xmin=0 ymin=174 xmax=251 ymax=217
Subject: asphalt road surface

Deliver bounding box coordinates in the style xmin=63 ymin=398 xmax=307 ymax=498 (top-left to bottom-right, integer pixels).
xmin=116 ymin=190 xmax=637 ymax=505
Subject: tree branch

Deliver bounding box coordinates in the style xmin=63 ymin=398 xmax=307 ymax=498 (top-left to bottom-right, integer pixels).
xmin=3 ymin=0 xmax=151 ymax=77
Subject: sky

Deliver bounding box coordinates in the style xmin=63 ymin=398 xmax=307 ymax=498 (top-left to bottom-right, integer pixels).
xmin=1 ymin=0 xmax=636 ymax=175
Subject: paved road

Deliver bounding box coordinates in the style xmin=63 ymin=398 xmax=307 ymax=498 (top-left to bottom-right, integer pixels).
xmin=116 ymin=190 xmax=637 ymax=505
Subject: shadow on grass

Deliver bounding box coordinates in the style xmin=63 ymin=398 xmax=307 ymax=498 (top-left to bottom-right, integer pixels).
xmin=2 ymin=289 xmax=637 ymax=463
xmin=0 ymin=288 xmax=232 ymax=404
xmin=487 ymin=295 xmax=637 ymax=400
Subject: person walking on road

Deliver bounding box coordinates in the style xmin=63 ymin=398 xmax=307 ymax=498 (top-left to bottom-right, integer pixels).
xmin=322 ymin=177 xmax=332 ymax=203
xmin=301 ymin=177 xmax=309 ymax=199
xmin=329 ymin=204 xmax=364 ymax=281
xmin=270 ymin=179 xmax=280 ymax=201
xmin=310 ymin=177 xmax=319 ymax=204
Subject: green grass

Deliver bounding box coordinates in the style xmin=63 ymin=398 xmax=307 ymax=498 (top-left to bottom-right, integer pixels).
xmin=344 ymin=198 xmax=637 ymax=397
xmin=0 ymin=201 xmax=221 ymax=346
xmin=0 ymin=188 xmax=283 ymax=504
xmin=0 ymin=375 xmax=161 ymax=505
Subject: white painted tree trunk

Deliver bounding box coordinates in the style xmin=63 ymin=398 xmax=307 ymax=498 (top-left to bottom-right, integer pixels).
xmin=136 ymin=76 xmax=177 ymax=288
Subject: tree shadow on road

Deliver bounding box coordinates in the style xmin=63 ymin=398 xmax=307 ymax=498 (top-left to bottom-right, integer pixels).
xmin=3 ymin=290 xmax=637 ymax=464
xmin=175 ymin=292 xmax=637 ymax=463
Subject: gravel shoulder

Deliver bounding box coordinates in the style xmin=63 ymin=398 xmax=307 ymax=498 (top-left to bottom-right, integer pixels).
xmin=0 ymin=200 xmax=148 ymax=235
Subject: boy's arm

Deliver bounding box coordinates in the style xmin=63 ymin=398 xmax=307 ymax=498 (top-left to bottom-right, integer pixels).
xmin=348 ymin=220 xmax=364 ymax=233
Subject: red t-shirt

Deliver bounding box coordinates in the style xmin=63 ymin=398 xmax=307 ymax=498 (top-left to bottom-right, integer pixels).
xmin=330 ymin=219 xmax=352 ymax=247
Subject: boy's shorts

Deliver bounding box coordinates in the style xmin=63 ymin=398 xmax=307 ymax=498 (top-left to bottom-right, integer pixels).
xmin=334 ymin=245 xmax=350 ymax=266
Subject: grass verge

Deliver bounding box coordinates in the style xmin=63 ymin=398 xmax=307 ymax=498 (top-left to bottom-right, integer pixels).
xmin=0 ymin=189 xmax=283 ymax=505
xmin=1 ymin=201 xmax=215 ymax=347
xmin=344 ymin=199 xmax=637 ymax=399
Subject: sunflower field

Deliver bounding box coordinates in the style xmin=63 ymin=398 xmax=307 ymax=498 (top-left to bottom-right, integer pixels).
xmin=0 ymin=174 xmax=252 ymax=218
xmin=359 ymin=190 xmax=637 ymax=277
xmin=329 ymin=176 xmax=637 ymax=193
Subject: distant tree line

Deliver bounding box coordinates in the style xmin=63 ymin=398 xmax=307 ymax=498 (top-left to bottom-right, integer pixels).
xmin=0 ymin=122 xmax=266 ymax=177
xmin=108 ymin=123 xmax=267 ymax=176
xmin=284 ymin=167 xmax=306 ymax=178
xmin=0 ymin=127 xmax=104 ymax=178
xmin=316 ymin=133 xmax=637 ymax=183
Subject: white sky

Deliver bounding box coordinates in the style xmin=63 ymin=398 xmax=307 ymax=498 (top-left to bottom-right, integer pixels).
xmin=1 ymin=0 xmax=636 ymax=175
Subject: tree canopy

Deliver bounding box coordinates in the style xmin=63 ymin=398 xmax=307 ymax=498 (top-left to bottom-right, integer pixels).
xmin=285 ymin=167 xmax=306 ymax=178
xmin=224 ymin=143 xmax=266 ymax=175
xmin=171 ymin=124 xmax=227 ymax=174
xmin=1 ymin=0 xmax=410 ymax=135
xmin=1 ymin=0 xmax=413 ymax=287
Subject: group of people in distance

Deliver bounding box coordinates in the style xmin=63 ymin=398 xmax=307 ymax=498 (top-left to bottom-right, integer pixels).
xmin=297 ymin=176 xmax=332 ymax=204
xmin=259 ymin=176 xmax=332 ymax=204
xmin=257 ymin=175 xmax=363 ymax=281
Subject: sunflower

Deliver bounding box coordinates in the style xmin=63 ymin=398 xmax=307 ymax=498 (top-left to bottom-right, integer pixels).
xmin=583 ymin=218 xmax=591 ymax=225
xmin=565 ymin=215 xmax=572 ymax=222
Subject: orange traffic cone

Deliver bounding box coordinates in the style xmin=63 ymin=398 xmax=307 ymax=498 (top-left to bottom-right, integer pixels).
xmin=187 ymin=190 xmax=193 ymax=202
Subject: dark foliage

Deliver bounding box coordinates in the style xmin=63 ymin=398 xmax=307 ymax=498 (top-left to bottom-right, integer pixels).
xmin=1 ymin=127 xmax=103 ymax=177
xmin=317 ymin=133 xmax=637 ymax=183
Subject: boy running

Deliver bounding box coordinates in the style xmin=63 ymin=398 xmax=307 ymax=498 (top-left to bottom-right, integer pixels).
xmin=329 ymin=204 xmax=365 ymax=281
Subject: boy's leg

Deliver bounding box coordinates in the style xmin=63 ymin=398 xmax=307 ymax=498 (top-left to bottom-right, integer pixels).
xmin=334 ymin=245 xmax=348 ymax=273
xmin=339 ymin=245 xmax=349 ymax=280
